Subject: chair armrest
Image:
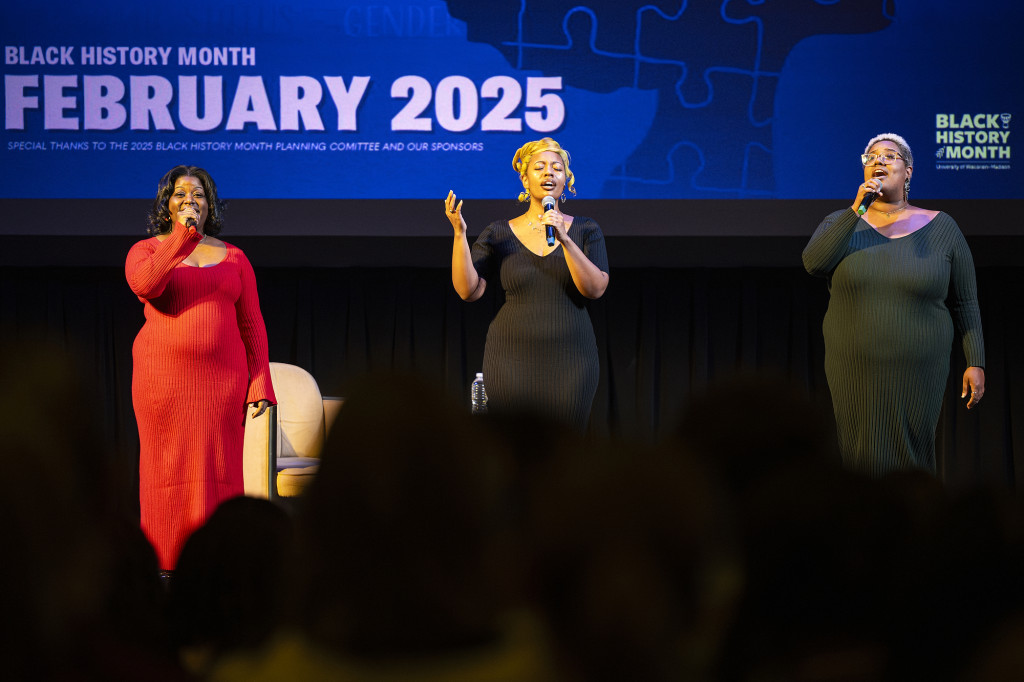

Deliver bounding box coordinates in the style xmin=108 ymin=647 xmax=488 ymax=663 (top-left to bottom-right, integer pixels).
xmin=323 ymin=396 xmax=345 ymax=433
xmin=243 ymin=403 xmax=276 ymax=498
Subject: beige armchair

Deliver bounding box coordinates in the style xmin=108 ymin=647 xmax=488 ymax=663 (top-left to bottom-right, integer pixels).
xmin=243 ymin=362 xmax=343 ymax=499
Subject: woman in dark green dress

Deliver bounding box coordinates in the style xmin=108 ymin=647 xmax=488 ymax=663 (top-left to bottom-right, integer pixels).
xmin=803 ymin=133 xmax=985 ymax=475
xmin=446 ymin=138 xmax=609 ymax=431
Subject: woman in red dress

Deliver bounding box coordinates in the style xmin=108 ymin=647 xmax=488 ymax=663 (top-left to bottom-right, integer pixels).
xmin=126 ymin=165 xmax=276 ymax=572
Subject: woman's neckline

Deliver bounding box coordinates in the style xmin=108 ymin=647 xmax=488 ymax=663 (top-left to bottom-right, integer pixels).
xmin=156 ymin=234 xmax=230 ymax=267
xmin=860 ymin=209 xmax=940 ymax=241
xmin=505 ymin=218 xmax=574 ymax=258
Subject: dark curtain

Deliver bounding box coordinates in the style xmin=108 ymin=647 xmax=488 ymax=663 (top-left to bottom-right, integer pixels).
xmin=1 ymin=263 xmax=1019 ymax=520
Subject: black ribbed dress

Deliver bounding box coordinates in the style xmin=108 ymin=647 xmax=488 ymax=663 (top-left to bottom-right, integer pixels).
xmin=803 ymin=209 xmax=984 ymax=475
xmin=471 ymin=218 xmax=608 ymax=431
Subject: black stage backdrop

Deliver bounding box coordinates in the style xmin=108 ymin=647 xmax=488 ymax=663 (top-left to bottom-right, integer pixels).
xmin=2 ymin=232 xmax=1021 ymax=519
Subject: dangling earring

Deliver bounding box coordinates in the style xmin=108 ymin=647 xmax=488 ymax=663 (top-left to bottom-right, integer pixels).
xmin=904 ymin=177 xmax=911 ymax=201
xmin=517 ymin=190 xmax=529 ymax=202
xmin=560 ymin=193 xmax=566 ymax=202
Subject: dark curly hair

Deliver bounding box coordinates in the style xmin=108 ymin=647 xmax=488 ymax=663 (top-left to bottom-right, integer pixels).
xmin=147 ymin=165 xmax=226 ymax=236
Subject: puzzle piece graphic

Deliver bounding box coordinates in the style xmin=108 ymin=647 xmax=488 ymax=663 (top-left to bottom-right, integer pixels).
xmin=445 ymin=1 xmax=678 ymax=92
xmin=444 ymin=0 xmax=891 ymax=197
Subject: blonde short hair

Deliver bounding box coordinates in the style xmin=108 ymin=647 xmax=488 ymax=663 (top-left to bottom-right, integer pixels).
xmin=512 ymin=137 xmax=576 ymax=202
xmin=865 ymin=132 xmax=913 ymax=167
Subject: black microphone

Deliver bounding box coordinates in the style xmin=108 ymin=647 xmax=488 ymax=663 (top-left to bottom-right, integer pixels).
xmin=185 ymin=217 xmax=197 ymax=229
xmin=542 ymin=195 xmax=555 ymax=246
xmin=857 ymin=191 xmax=877 ymax=215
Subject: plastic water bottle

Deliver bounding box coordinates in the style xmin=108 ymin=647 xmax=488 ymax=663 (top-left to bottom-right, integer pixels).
xmin=470 ymin=372 xmax=488 ymax=415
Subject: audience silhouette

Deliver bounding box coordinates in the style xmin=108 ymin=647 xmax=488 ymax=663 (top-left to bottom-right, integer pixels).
xmin=6 ymin=348 xmax=1024 ymax=681
xmin=2 ymin=338 xmax=185 ymax=679
xmin=167 ymin=495 xmax=294 ymax=676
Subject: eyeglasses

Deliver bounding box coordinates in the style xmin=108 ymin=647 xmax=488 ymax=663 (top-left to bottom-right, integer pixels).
xmin=861 ymin=152 xmax=903 ymax=166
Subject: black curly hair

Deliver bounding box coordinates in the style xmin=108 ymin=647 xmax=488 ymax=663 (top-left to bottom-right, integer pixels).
xmin=147 ymin=165 xmax=226 ymax=236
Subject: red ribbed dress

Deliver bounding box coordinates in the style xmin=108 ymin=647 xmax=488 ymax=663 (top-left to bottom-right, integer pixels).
xmin=126 ymin=222 xmax=276 ymax=570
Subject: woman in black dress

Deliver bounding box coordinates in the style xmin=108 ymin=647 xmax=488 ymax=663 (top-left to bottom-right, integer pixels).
xmin=447 ymin=138 xmax=609 ymax=431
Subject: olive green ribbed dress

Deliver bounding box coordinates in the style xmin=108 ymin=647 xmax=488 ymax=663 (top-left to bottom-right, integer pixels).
xmin=471 ymin=218 xmax=608 ymax=431
xmin=803 ymin=209 xmax=984 ymax=475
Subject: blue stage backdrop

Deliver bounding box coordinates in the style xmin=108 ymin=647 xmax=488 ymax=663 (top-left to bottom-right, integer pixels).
xmin=2 ymin=0 xmax=1021 ymax=234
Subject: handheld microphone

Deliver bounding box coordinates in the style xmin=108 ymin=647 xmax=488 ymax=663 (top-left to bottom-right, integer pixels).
xmin=185 ymin=217 xmax=197 ymax=229
xmin=542 ymin=195 xmax=556 ymax=246
xmin=857 ymin=191 xmax=878 ymax=215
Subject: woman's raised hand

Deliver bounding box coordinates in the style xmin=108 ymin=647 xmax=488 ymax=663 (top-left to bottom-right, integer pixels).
xmin=445 ymin=190 xmax=466 ymax=236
